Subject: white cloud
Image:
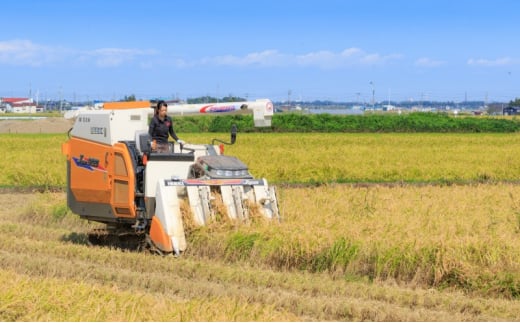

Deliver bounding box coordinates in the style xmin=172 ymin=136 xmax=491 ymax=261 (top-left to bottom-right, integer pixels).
xmin=80 ymin=48 xmax=158 ymax=67
xmin=0 ymin=39 xmax=157 ymax=67
xmin=242 ymin=50 xmax=287 ymax=65
xmin=341 ymin=47 xmax=363 ymax=57
xmin=296 ymin=50 xmax=337 ymax=67
xmin=201 ymin=47 xmax=402 ymax=69
xmin=467 ymin=57 xmax=517 ymax=66
xmin=298 ymin=49 xmax=402 ymax=68
xmin=205 ymin=50 xmax=288 ymax=67
xmin=0 ymin=39 xmax=402 ymax=69
xmin=0 ymin=39 xmax=63 ymax=66
xmin=415 ymin=57 xmax=445 ymax=67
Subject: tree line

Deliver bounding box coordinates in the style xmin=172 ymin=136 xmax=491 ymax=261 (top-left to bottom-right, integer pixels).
xmin=174 ymin=112 xmax=520 ymax=133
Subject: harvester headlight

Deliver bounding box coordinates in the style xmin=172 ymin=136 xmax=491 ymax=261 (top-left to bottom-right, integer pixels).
xmin=216 ymin=170 xmax=225 ymax=176
xmin=225 ymin=170 xmax=233 ymax=177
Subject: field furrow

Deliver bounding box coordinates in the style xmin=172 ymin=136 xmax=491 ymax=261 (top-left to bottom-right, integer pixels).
xmin=0 ymin=247 xmax=516 ymax=321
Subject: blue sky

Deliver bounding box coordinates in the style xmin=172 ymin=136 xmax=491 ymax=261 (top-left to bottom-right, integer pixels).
xmin=1 ymin=0 xmax=518 ymax=103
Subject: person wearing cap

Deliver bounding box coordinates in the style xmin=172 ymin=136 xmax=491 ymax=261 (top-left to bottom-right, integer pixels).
xmin=148 ymin=100 xmax=184 ymax=152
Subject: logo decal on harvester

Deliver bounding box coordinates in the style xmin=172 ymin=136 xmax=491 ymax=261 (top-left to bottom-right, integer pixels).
xmin=72 ymin=155 xmax=107 ymax=172
xmin=199 ymin=104 xmax=237 ymax=113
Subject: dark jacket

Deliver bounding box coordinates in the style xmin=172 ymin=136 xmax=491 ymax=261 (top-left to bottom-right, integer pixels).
xmin=148 ymin=115 xmax=179 ymax=143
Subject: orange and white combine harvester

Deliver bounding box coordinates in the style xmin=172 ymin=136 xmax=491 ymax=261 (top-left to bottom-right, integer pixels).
xmin=61 ymin=99 xmax=279 ymax=255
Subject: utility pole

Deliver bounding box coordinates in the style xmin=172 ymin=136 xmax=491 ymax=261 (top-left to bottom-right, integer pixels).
xmin=369 ymin=81 xmax=375 ymax=109
xmin=59 ymin=86 xmax=62 ymax=113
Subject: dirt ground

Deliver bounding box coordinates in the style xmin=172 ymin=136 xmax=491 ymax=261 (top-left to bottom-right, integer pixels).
xmin=0 ymin=117 xmax=75 ymax=134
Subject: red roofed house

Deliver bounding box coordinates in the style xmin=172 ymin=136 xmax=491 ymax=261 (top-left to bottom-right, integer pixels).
xmin=0 ymin=97 xmax=41 ymax=113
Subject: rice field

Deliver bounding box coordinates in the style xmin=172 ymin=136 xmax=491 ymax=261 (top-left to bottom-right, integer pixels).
xmin=188 ymin=183 xmax=520 ymax=295
xmin=2 ymin=132 xmax=520 ymax=321
xmin=223 ymin=132 xmax=520 ymax=184
xmin=2 ymin=132 xmax=520 ymax=186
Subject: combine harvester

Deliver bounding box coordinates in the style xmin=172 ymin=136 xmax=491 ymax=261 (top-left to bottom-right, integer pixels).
xmin=61 ymin=99 xmax=279 ymax=255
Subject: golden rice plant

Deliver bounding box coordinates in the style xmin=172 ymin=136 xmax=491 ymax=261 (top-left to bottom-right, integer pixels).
xmin=2 ymin=132 xmax=520 ymax=187
xmin=0 ymin=134 xmax=67 ymax=188
xmin=188 ymin=132 xmax=520 ymax=183
xmin=188 ymin=183 xmax=520 ymax=298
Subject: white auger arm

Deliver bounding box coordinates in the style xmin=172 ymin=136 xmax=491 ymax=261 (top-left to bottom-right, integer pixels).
xmin=166 ymin=99 xmax=274 ymax=127
xmin=64 ymin=99 xmax=275 ymax=127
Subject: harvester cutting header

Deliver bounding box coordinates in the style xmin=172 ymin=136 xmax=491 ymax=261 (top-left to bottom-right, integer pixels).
xmin=61 ymin=99 xmax=279 ymax=255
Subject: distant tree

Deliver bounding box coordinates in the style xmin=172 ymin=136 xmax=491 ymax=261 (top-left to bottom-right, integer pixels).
xmin=187 ymin=95 xmax=246 ymax=104
xmin=123 ymin=94 xmax=136 ymax=101
xmin=509 ymin=97 xmax=520 ymax=106
xmin=221 ymin=95 xmax=246 ymax=102
xmin=187 ymin=96 xmax=218 ymax=104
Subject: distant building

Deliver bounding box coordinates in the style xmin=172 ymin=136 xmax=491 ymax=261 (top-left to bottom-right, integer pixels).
xmin=503 ymin=106 xmax=520 ymax=115
xmin=0 ymin=97 xmax=42 ymax=113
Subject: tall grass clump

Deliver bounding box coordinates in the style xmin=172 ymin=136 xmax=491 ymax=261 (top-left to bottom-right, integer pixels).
xmin=309 ymin=238 xmax=361 ymax=273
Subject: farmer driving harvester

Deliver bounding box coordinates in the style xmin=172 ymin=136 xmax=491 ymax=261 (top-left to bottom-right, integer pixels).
xmin=148 ymin=100 xmax=185 ymax=153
